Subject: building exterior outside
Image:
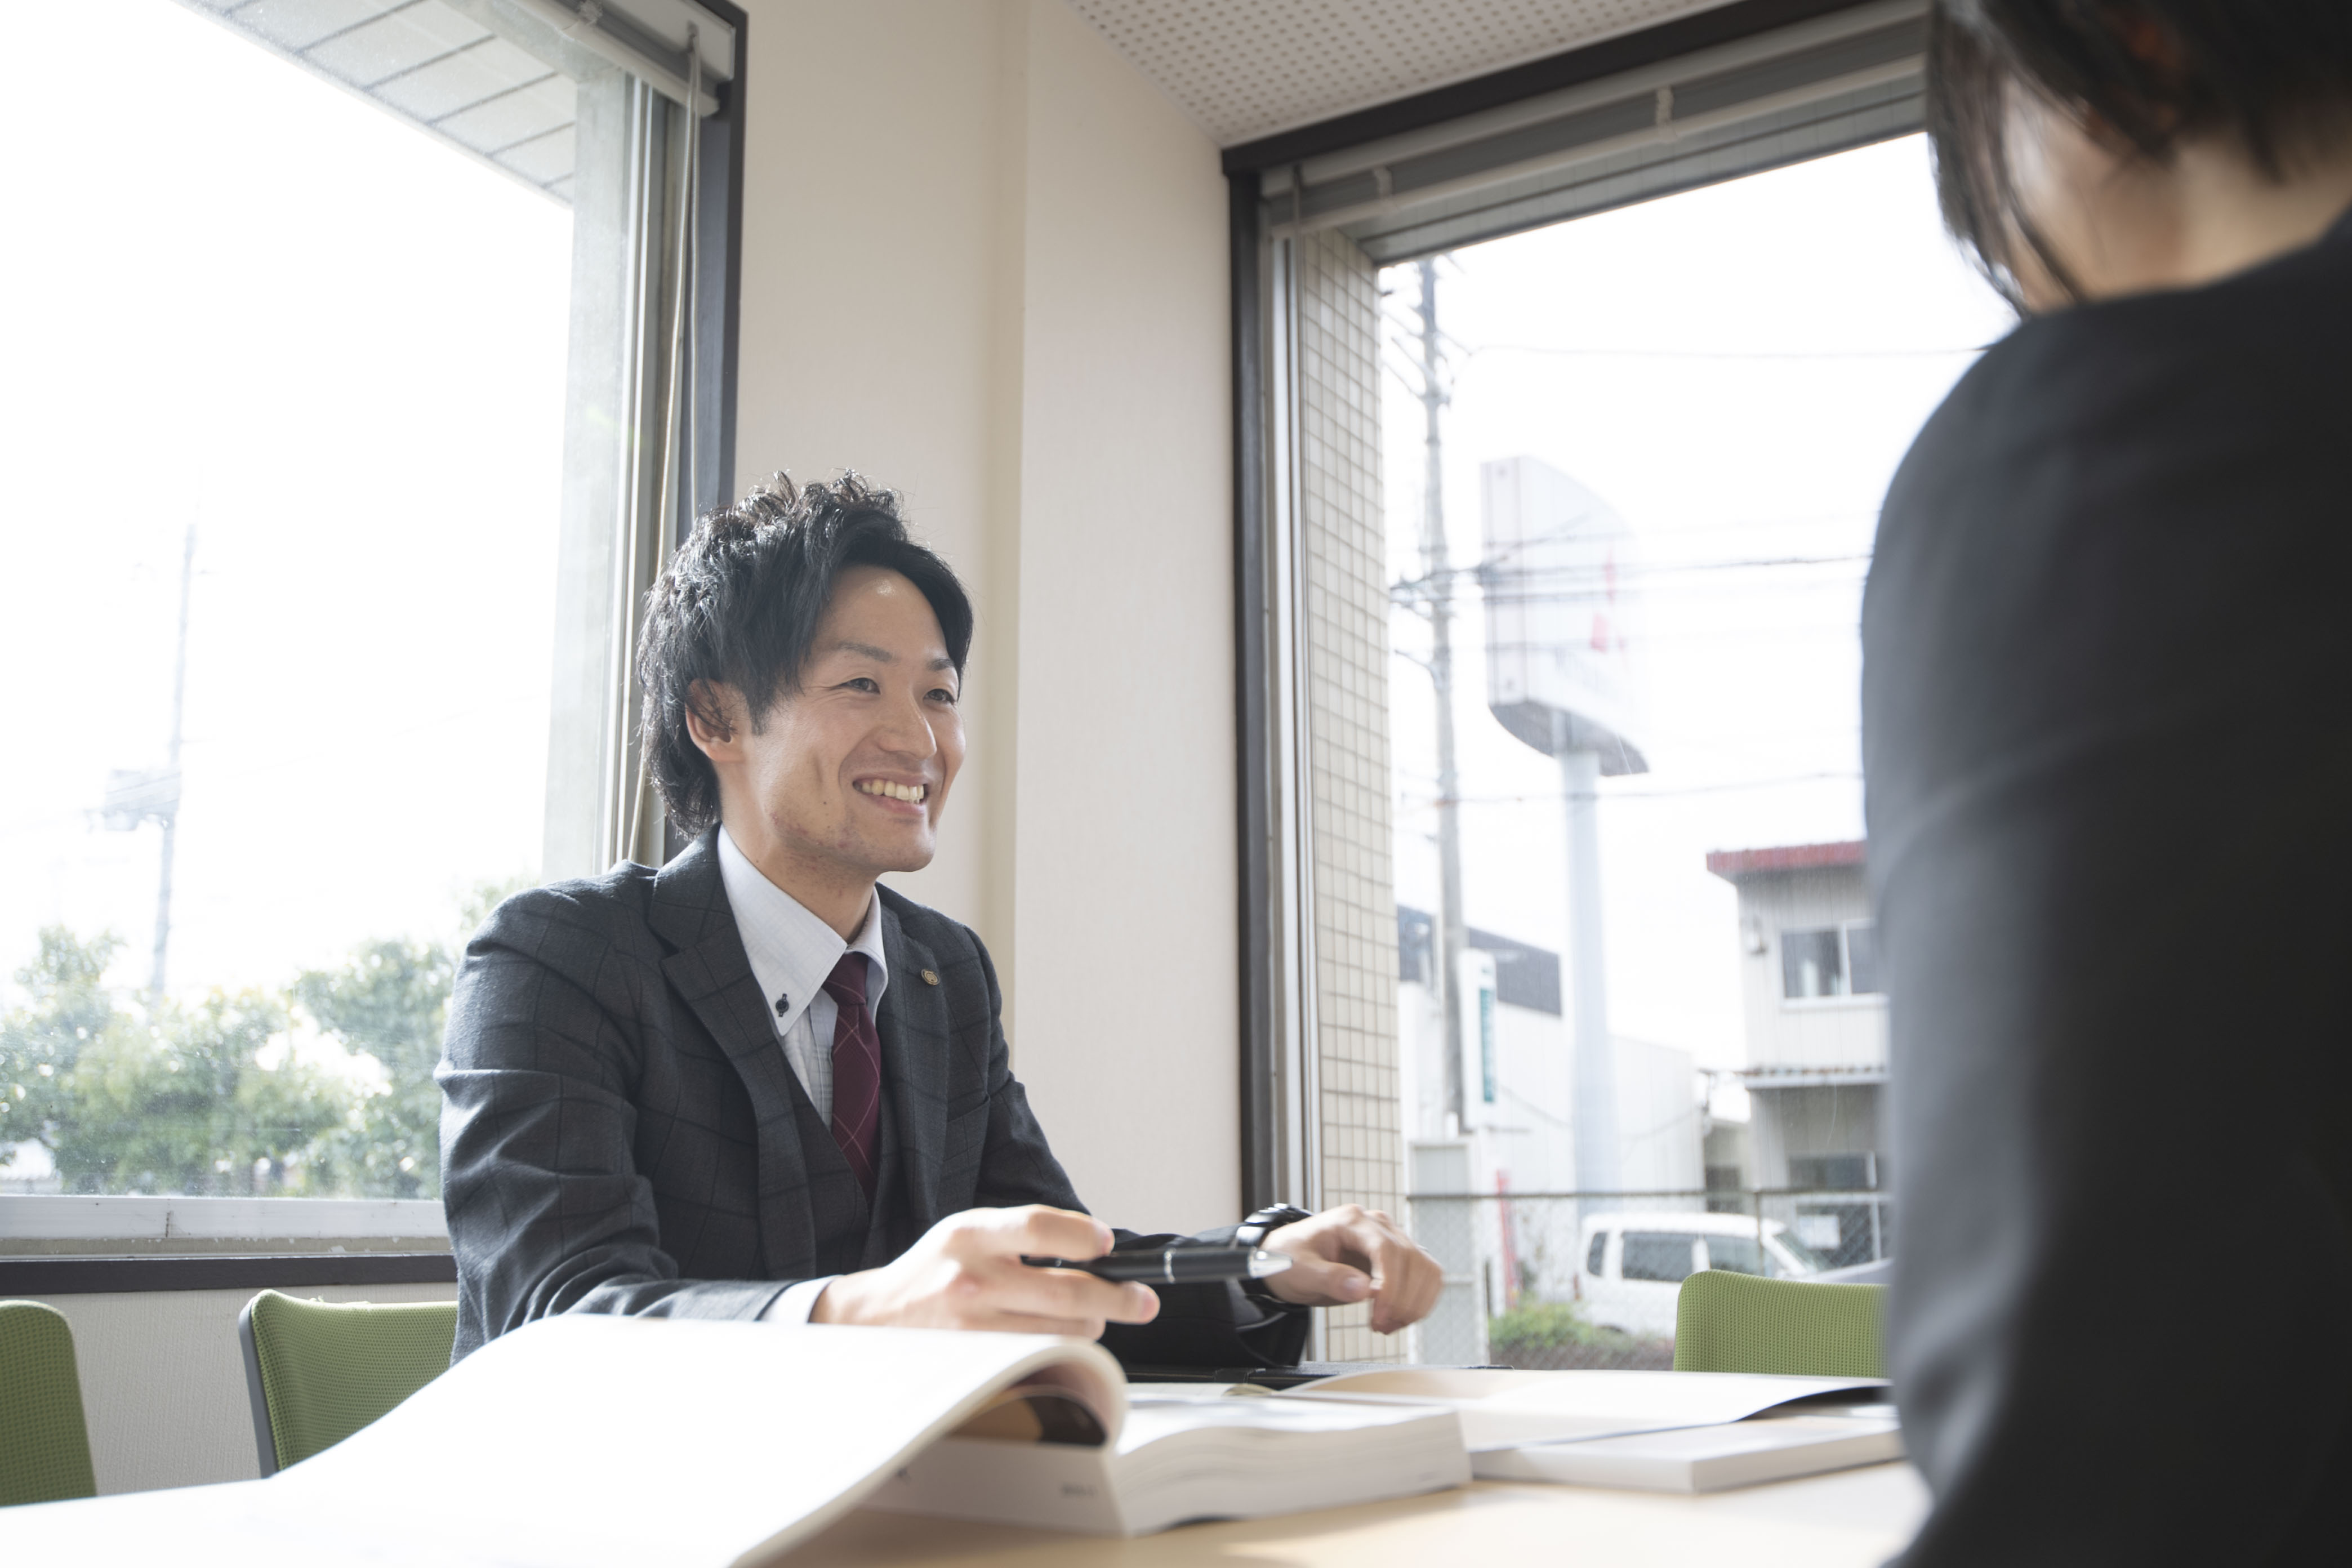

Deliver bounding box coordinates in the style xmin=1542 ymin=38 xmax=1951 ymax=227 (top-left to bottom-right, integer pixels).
xmin=1396 ymin=907 xmax=1704 ymax=1359
xmin=1703 ymin=840 xmax=1890 ymax=1268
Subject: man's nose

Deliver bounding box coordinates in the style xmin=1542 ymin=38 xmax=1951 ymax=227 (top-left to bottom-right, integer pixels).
xmin=874 ymin=687 xmax=940 ymax=759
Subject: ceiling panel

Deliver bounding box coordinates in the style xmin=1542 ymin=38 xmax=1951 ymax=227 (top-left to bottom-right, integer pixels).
xmin=435 ymin=73 xmax=576 ymax=161
xmin=181 ymin=0 xmax=579 ymax=203
xmin=1062 ymin=0 xmax=1743 ymax=147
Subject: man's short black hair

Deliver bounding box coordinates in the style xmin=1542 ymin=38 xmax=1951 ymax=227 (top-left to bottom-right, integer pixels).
xmin=1928 ymin=2 xmax=2352 ymax=308
xmin=637 ymin=471 xmax=974 ymax=836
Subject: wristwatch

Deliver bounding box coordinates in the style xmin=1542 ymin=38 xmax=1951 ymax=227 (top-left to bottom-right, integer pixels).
xmin=1235 ymin=1204 xmax=1313 ymax=1306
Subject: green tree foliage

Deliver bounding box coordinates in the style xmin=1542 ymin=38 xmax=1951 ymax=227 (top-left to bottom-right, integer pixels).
xmin=0 ymin=927 xmax=118 ymax=1156
xmin=295 ymin=938 xmax=452 ymax=1199
xmin=0 ymin=882 xmax=516 ymax=1198
xmin=2 ymin=929 xmax=355 ymax=1194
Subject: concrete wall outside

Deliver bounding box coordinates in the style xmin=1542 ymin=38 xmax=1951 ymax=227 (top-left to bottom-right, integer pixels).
xmin=1748 ymin=1083 xmax=1885 ymax=1188
xmin=1704 ymin=1117 xmax=1751 ymax=1186
xmin=1616 ymin=1037 xmax=1704 ymax=1195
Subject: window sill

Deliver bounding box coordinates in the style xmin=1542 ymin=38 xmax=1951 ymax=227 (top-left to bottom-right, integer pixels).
xmin=0 ymin=1251 xmax=455 ymax=1295
xmin=0 ymin=1194 xmax=447 ymax=1256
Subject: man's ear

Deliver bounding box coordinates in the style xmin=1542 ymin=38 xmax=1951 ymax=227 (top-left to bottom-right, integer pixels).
xmin=683 ymin=680 xmax=743 ymax=760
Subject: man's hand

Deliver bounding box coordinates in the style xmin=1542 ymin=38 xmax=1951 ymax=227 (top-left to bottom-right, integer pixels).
xmin=810 ymin=1205 xmax=1160 ymax=1338
xmin=1259 ymin=1205 xmax=1444 ymax=1335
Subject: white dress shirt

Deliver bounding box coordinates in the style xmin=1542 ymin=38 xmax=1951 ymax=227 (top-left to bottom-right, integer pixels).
xmin=715 ymin=827 xmax=890 ymax=1324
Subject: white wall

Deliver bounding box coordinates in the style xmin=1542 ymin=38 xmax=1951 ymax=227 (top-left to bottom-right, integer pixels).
xmin=26 ymin=1281 xmax=456 ymax=1496
xmin=1735 ymin=868 xmax=1888 ymax=1070
xmin=1615 ymin=1036 xmax=1703 ymax=1195
xmin=731 ymin=1 xmax=1237 ymax=1232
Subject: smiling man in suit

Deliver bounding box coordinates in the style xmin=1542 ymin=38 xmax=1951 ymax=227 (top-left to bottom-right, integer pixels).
xmin=438 ymin=473 xmax=1441 ymax=1362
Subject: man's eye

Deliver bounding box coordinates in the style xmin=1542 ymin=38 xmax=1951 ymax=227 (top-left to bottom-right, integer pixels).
xmin=844 ymin=677 xmax=880 ymax=693
xmin=928 ymin=688 xmax=959 ymax=705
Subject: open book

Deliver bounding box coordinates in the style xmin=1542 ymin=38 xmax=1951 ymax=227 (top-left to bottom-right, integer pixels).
xmin=2 ymin=1316 xmax=1467 ymax=1567
xmin=869 ymin=1381 xmax=1467 ymax=1535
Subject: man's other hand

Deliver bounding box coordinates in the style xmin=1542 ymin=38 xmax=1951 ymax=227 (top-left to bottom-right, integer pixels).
xmin=1260 ymin=1205 xmax=1443 ymax=1335
xmin=810 ymin=1205 xmax=1160 ymax=1338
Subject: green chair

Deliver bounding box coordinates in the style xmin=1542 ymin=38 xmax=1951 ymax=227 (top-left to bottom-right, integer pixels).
xmin=0 ymin=1300 xmax=98 ymax=1507
xmin=1672 ymin=1269 xmax=1887 ymax=1377
xmin=238 ymin=1291 xmax=457 ymax=1476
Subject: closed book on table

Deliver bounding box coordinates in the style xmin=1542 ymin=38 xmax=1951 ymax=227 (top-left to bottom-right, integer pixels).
xmin=1473 ymin=1398 xmax=1904 ymax=1492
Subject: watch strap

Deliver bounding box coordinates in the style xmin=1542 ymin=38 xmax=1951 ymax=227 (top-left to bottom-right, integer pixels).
xmin=1236 ymin=1205 xmax=1314 ymax=1306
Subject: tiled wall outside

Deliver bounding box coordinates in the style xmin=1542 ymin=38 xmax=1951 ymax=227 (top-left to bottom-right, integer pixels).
xmin=1291 ymin=228 xmax=1406 ymax=1364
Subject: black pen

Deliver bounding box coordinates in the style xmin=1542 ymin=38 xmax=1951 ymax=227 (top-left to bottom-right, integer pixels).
xmin=1021 ymin=1245 xmax=1294 ymax=1285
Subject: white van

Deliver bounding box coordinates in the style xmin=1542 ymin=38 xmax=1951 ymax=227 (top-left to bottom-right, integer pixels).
xmin=1576 ymin=1211 xmax=1827 ymax=1339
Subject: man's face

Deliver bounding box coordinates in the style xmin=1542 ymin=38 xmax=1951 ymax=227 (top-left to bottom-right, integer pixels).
xmin=727 ymin=565 xmax=964 ymax=880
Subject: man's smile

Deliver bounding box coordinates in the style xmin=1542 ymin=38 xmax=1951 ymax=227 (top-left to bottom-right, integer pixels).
xmin=854 ymin=778 xmax=929 ymax=805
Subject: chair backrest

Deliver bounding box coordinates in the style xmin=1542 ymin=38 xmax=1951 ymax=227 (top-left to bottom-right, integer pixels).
xmin=0 ymin=1300 xmax=97 ymax=1506
xmin=1672 ymin=1268 xmax=1887 ymax=1377
xmin=239 ymin=1291 xmax=457 ymax=1475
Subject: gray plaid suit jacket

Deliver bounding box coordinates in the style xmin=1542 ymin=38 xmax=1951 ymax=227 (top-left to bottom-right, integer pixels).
xmin=438 ymin=827 xmax=1307 ymax=1366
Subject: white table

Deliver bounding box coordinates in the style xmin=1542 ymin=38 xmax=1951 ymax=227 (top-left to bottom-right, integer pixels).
xmin=790 ymin=1463 xmax=1930 ymax=1566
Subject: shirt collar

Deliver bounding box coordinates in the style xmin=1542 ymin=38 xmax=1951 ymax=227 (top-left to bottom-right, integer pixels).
xmin=715 ymin=828 xmax=890 ymax=1039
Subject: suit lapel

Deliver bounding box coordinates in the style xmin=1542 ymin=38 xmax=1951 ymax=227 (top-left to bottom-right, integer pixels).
xmin=651 ymin=829 xmax=817 ymax=1278
xmin=876 ymin=899 xmax=952 ymax=1237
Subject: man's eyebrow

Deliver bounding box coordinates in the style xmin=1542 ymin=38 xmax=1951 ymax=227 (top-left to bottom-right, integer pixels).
xmin=823 ymin=642 xmax=956 ymax=678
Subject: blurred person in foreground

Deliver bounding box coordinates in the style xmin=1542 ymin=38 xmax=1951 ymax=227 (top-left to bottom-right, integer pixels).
xmin=438 ymin=474 xmax=1440 ymax=1365
xmin=1868 ymin=3 xmax=2352 ymax=1562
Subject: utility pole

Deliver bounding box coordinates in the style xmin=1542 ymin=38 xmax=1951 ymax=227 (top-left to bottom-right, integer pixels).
xmin=105 ymin=527 xmax=193 ymax=1003
xmin=151 ymin=525 xmax=194 ymax=1003
xmin=1414 ymin=257 xmax=1471 ymax=1135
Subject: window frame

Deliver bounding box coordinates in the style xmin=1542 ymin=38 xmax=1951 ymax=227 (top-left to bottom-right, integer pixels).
xmin=2 ymin=0 xmax=749 ymax=1258
xmin=1227 ymin=0 xmax=1920 ymax=1219
xmin=1778 ymin=919 xmax=1886 ymax=1009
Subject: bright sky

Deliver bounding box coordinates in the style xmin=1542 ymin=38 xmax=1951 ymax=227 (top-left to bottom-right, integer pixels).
xmin=0 ymin=1 xmax=571 ymax=1002
xmin=1380 ymin=135 xmax=2015 ymax=1086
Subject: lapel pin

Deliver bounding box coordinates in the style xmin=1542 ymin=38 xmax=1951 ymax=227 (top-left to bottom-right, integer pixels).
xmin=921 ymin=969 xmax=940 ymax=986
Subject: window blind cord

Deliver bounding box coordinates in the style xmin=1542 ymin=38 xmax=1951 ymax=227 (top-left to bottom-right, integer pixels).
xmin=626 ymin=26 xmax=703 ymax=867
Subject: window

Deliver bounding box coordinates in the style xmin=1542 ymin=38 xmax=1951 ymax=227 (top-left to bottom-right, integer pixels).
xmin=1621 ymin=1233 xmax=1701 ymax=1284
xmin=1 ymin=0 xmax=738 ymax=1206
xmin=1846 ymin=919 xmax=1882 ymax=995
xmin=1769 ymin=1229 xmax=1830 ymax=1276
xmin=1587 ymin=1230 xmax=1609 ymax=1276
xmin=1241 ymin=3 xmax=2006 ymax=1363
xmin=1700 ymin=1235 xmax=1767 ymax=1277
xmin=1781 ymin=921 xmax=1883 ymax=1000
xmin=1789 ymin=1153 xmax=1878 ymax=1191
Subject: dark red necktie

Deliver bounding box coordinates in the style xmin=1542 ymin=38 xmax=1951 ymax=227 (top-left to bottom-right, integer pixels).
xmin=823 ymin=952 xmax=881 ymax=1200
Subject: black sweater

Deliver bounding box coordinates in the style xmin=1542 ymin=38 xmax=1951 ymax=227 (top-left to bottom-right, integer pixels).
xmin=1863 ymin=212 xmax=2352 ymax=1565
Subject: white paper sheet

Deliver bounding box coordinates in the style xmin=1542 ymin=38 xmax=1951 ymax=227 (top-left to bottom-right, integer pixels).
xmin=1283 ymin=1366 xmax=1890 ymax=1451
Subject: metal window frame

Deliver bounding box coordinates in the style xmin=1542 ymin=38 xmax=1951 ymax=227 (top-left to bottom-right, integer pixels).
xmin=1228 ymin=0 xmax=1916 ymax=1211
xmin=544 ymin=0 xmax=748 ymax=879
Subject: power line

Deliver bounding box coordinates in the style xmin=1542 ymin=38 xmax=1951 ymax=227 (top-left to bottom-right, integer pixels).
xmin=1468 ymin=341 xmax=1990 ymax=362
xmin=1398 ymin=770 xmax=1861 ymax=807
